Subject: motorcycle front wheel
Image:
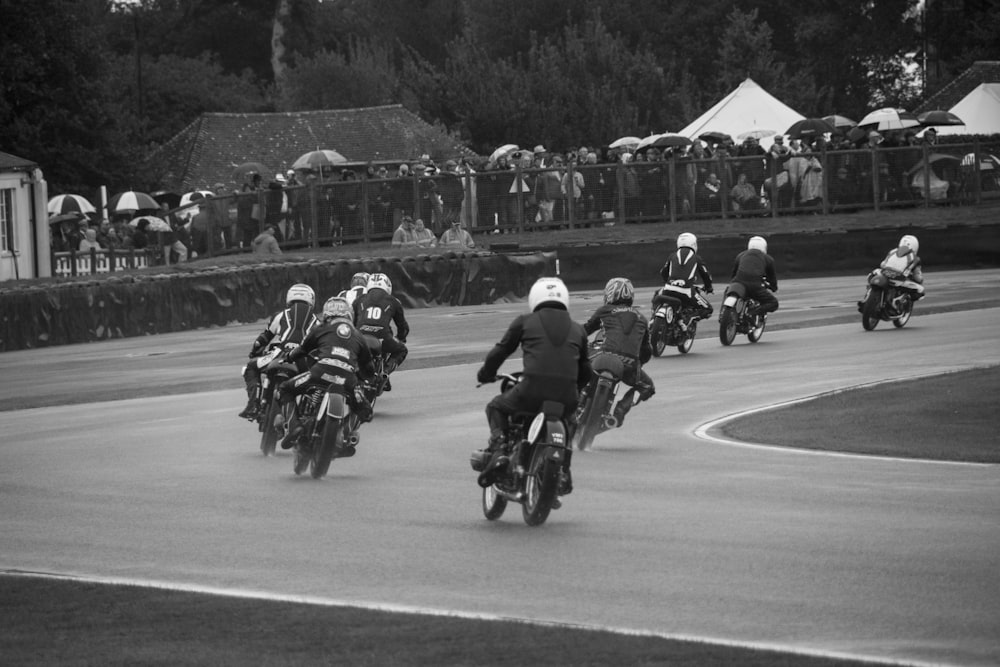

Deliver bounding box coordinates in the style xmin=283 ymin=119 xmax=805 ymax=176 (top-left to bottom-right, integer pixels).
xmin=678 ymin=320 xmax=696 ymax=354
xmin=310 ymin=417 xmax=343 ymax=479
xmin=892 ymin=299 xmax=912 ymax=328
xmin=522 ymin=447 xmax=561 ymax=526
xmin=649 ymin=318 xmax=667 ymax=357
xmin=482 ymin=484 xmax=507 ymax=520
xmin=861 ymin=289 xmax=882 ymax=331
xmin=719 ymin=307 xmax=737 ymax=346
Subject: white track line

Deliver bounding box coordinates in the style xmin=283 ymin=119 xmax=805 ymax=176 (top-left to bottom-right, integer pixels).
xmin=1 ymin=568 xmax=937 ymax=667
xmin=694 ymin=367 xmax=997 ymax=466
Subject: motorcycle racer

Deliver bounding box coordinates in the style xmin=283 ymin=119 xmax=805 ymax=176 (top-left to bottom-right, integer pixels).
xmin=880 ymin=234 xmax=925 ymax=299
xmin=338 ymin=271 xmax=370 ymax=312
xmin=273 ymin=297 xmax=376 ymax=453
xmin=238 ymin=283 xmax=319 ymax=420
xmin=583 ymin=277 xmax=655 ymax=427
xmin=355 ymin=273 xmax=409 ymax=392
xmin=652 ymin=232 xmax=714 ymax=326
xmin=727 ymin=235 xmax=778 ymax=317
xmin=473 ymin=277 xmax=592 ymax=496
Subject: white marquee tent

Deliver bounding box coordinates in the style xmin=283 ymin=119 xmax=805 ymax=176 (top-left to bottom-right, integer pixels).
xmin=935 ymin=83 xmax=1000 ymax=136
xmin=680 ymin=78 xmax=805 ymax=149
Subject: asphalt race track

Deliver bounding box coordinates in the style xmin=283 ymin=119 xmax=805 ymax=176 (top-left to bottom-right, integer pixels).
xmin=2 ymin=270 xmax=999 ymax=666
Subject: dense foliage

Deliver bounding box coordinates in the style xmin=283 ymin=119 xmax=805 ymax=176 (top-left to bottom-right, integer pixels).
xmin=1 ymin=0 xmax=995 ymax=195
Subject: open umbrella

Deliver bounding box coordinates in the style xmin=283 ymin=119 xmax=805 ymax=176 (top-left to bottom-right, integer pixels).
xmin=48 ymin=194 xmax=96 ymax=217
xmin=108 ymin=190 xmax=159 ymax=215
xmin=129 ymin=216 xmax=172 ymax=232
xmin=291 ymin=149 xmax=348 ymax=171
xmin=917 ymin=110 xmax=965 ymax=127
xmin=232 ymin=162 xmax=270 ymax=181
xmin=905 ymin=153 xmax=961 ymax=177
xmin=697 ymin=131 xmax=732 ymax=145
xmin=650 ymin=133 xmax=693 ymax=149
xmin=822 ymin=114 xmax=857 ymax=130
xmin=150 ymin=190 xmax=181 ymax=210
xmin=858 ymin=108 xmax=920 ymax=131
xmin=785 ymin=118 xmax=836 ymax=140
xmin=177 ymin=190 xmax=214 ymax=221
xmin=735 ymin=128 xmax=777 ymax=143
xmin=489 ymin=144 xmax=520 ymax=162
xmin=608 ymin=136 xmax=642 ymax=150
xmin=635 ymin=134 xmax=664 ymax=152
xmin=48 ymin=212 xmax=88 ymax=226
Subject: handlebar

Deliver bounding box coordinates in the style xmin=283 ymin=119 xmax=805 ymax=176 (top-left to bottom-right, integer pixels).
xmin=477 ymin=372 xmax=519 ymax=388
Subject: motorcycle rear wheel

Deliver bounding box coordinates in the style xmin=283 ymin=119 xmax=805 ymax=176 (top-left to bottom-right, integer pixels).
xmin=311 ymin=417 xmax=343 ymax=479
xmin=892 ymin=300 xmax=912 ymax=328
xmin=522 ymin=448 xmax=560 ymax=526
xmin=573 ymin=382 xmax=610 ymax=451
xmin=678 ymin=320 xmax=696 ymax=353
xmin=747 ymin=314 xmax=765 ymax=343
xmin=259 ymin=398 xmax=280 ymax=457
xmin=482 ymin=484 xmax=507 ymax=520
xmin=649 ymin=319 xmax=667 ymax=357
xmin=719 ymin=308 xmax=737 ymax=346
xmin=861 ymin=290 xmax=881 ymax=331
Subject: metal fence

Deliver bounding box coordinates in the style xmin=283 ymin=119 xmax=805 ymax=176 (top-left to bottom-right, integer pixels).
xmin=52 ymin=138 xmax=1000 ymax=273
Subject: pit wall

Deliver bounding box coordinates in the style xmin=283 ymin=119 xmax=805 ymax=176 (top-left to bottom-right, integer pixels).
xmin=0 ymin=251 xmax=555 ymax=352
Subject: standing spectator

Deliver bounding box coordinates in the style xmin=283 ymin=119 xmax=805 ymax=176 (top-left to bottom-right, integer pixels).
xmin=561 ymin=155 xmax=585 ymax=222
xmin=372 ymin=166 xmax=395 ymax=235
xmin=252 ymin=224 xmax=282 ymax=255
xmin=265 ymin=178 xmax=288 ymax=240
xmin=698 ymin=172 xmax=723 ymax=212
xmin=829 ymin=165 xmax=861 ymax=210
xmin=798 ymin=148 xmax=824 ymax=207
xmin=391 ymin=215 xmax=419 ymax=247
xmin=730 ymin=172 xmax=760 ymax=213
xmin=413 ymin=218 xmax=437 ymax=248
xmin=533 ymin=147 xmax=560 ymax=226
xmin=437 ymin=159 xmax=465 ymax=223
xmin=437 ymin=216 xmax=475 ymax=249
xmin=131 ymin=218 xmax=151 ymax=250
xmin=236 ymin=175 xmax=262 ymax=248
xmin=283 ymin=171 xmax=302 ymax=241
xmin=737 ymin=136 xmax=768 ymax=194
xmin=209 ymin=183 xmax=232 ymax=249
xmin=160 ymin=200 xmax=188 ymax=263
xmin=78 ymin=227 xmax=102 ymax=251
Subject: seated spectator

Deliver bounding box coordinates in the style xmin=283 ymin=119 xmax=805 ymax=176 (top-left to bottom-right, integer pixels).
xmin=698 ymin=172 xmax=722 ymax=211
xmin=252 ymin=224 xmax=282 ymax=255
xmin=437 ymin=216 xmax=475 ymax=249
xmin=413 ymin=218 xmax=437 ymax=248
xmin=391 ymin=215 xmax=419 ymax=247
xmin=729 ymin=172 xmax=760 ymax=212
xmin=78 ymin=227 xmax=102 ymax=252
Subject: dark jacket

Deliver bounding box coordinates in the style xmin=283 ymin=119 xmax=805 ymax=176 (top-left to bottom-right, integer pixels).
xmin=583 ymin=304 xmax=652 ymax=365
xmin=356 ymin=288 xmax=410 ymax=342
xmin=289 ymin=319 xmax=375 ymax=380
xmin=660 ymin=247 xmax=714 ymax=290
xmin=480 ymin=307 xmax=591 ymax=391
xmin=731 ymin=248 xmax=778 ymax=291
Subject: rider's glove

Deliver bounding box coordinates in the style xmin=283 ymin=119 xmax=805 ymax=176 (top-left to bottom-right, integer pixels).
xmin=705 ymin=286 xmax=714 ymax=294
xmin=476 ymin=367 xmax=494 ymax=384
xmin=284 ymin=341 xmax=298 ymax=350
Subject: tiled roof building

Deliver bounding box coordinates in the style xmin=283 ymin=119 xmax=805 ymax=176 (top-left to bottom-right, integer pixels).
xmin=149 ymin=104 xmax=476 ymax=191
xmin=916 ymin=60 xmax=1000 ymax=113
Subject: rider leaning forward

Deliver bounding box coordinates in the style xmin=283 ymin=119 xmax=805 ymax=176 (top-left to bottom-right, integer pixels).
xmin=583 ymin=277 xmax=655 ymax=427
xmin=728 ymin=235 xmax=779 ymax=317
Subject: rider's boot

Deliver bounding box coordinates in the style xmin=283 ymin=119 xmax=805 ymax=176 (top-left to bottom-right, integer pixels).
xmin=279 ymin=412 xmax=301 ymax=449
xmin=238 ymin=384 xmax=259 ymax=419
xmin=382 ymin=359 xmax=398 ymax=392
xmin=612 ymin=391 xmax=635 ymax=427
xmin=476 ymin=434 xmax=509 ymax=487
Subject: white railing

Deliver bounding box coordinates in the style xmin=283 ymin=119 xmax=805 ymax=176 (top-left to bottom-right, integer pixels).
xmin=52 ymin=249 xmax=152 ymax=277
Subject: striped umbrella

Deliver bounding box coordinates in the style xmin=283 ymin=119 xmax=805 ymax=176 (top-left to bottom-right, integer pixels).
xmin=291 ymin=149 xmax=348 ymax=171
xmin=858 ymin=107 xmax=920 ymax=131
xmin=108 ymin=190 xmax=159 ymax=214
xmin=48 ymin=194 xmax=96 ymax=217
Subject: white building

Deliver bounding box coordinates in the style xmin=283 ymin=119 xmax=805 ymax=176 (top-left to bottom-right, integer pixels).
xmin=0 ymin=150 xmax=50 ymax=281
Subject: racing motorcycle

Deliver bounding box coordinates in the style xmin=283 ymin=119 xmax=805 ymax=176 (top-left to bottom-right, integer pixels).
xmin=249 ymin=344 xmax=301 ymax=457
xmin=571 ymin=353 xmax=625 ymax=451
xmin=361 ymin=334 xmax=389 ymax=407
xmin=718 ymin=282 xmax=768 ymax=346
xmin=859 ymin=267 xmax=914 ymax=331
xmin=649 ymin=284 xmax=709 ymax=355
xmin=472 ymin=373 xmax=571 ymax=526
xmin=288 ymin=381 xmax=366 ymax=480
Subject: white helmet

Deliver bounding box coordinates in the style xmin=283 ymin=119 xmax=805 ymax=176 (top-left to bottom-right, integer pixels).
xmin=677 ymin=232 xmax=698 ymax=252
xmin=322 ymin=297 xmax=353 ymax=323
xmin=286 ymin=283 xmax=316 ymax=308
xmin=898 ymin=235 xmax=919 ymax=255
xmin=528 ymin=277 xmax=570 ymax=312
xmin=350 ymin=272 xmax=370 ymax=288
xmin=366 ymin=273 xmax=392 ymax=294
xmin=747 ymin=236 xmax=768 ymax=253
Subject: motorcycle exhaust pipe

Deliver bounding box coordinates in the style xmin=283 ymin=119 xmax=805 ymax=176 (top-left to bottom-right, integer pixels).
xmin=347 ymin=432 xmax=360 ymax=447
xmin=602 ymin=415 xmax=619 ymax=430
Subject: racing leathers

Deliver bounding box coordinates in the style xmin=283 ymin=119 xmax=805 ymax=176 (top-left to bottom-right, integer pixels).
xmin=653 ymin=247 xmax=714 ymax=321
xmin=355 ymin=288 xmax=409 ymax=386
xmin=240 ymin=301 xmax=318 ymax=419
xmin=583 ymin=304 xmax=655 ymax=426
xmin=879 ymin=247 xmax=925 ymax=299
xmin=475 ymin=305 xmax=592 ymax=491
xmin=275 ymin=318 xmax=376 ymax=450
xmin=728 ymin=248 xmax=779 ymax=316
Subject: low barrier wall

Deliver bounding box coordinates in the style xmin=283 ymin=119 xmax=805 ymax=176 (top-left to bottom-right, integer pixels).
xmin=554 ymin=224 xmax=1000 ymax=289
xmin=0 ymin=251 xmax=555 ymax=351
